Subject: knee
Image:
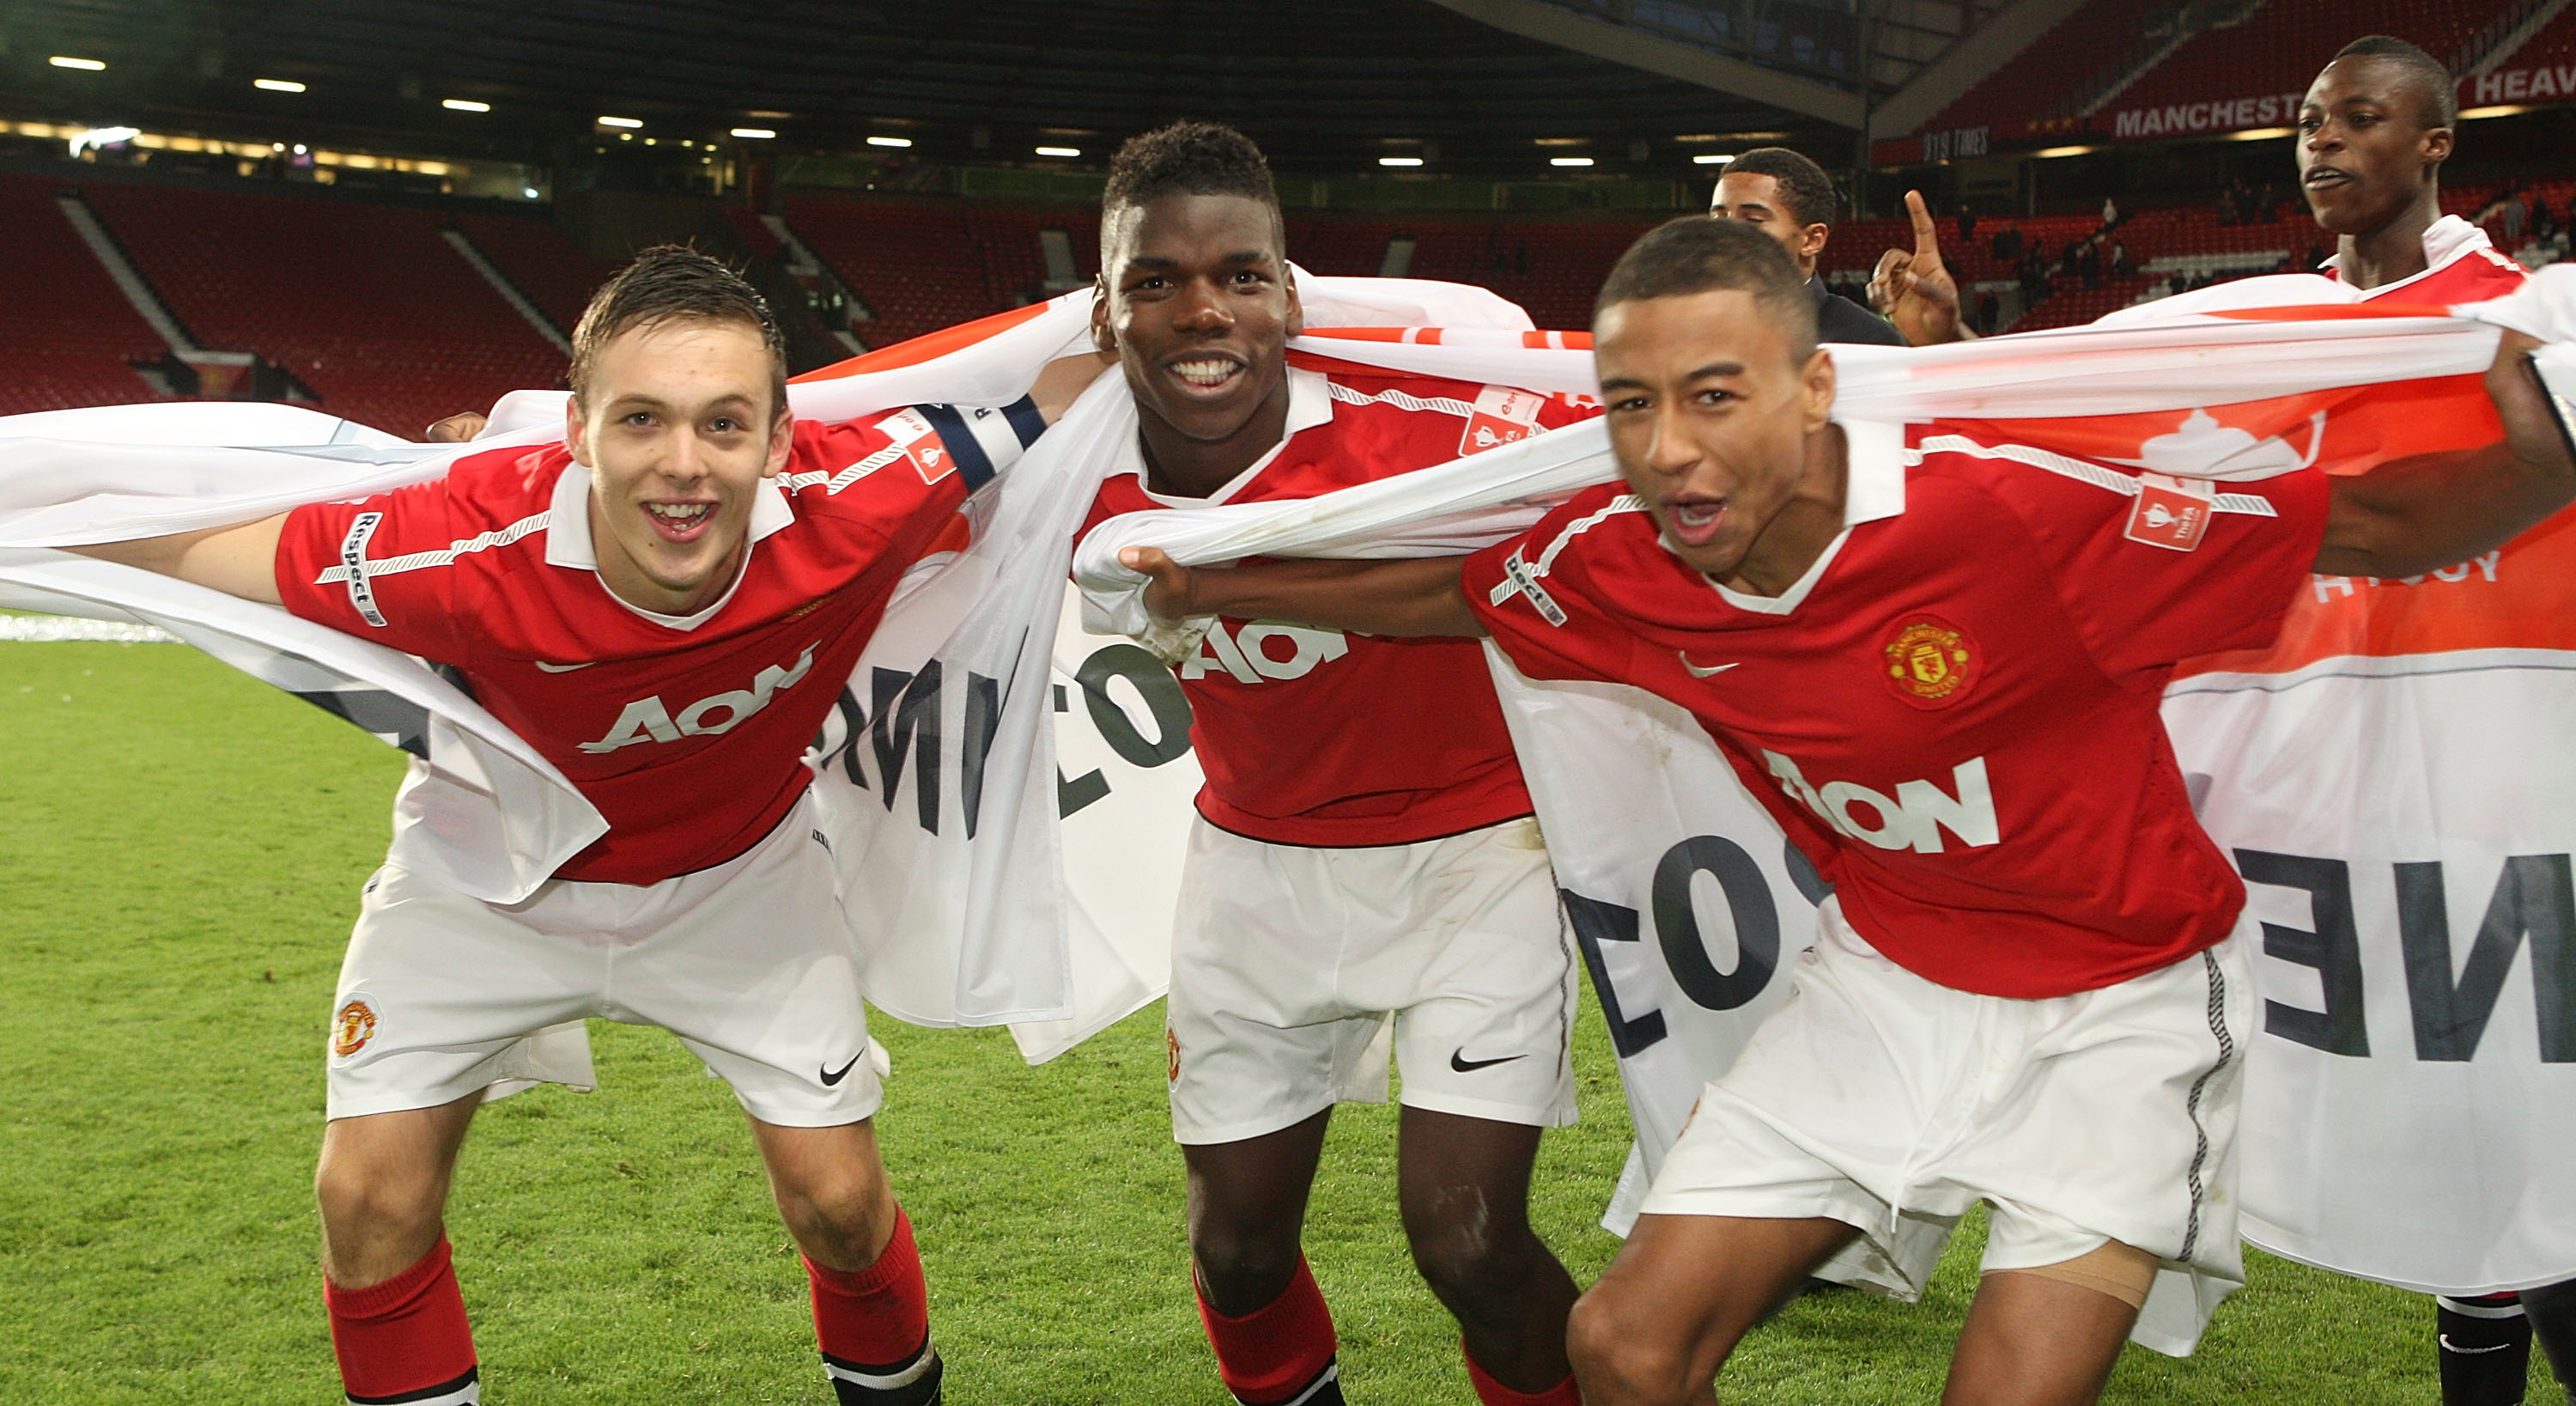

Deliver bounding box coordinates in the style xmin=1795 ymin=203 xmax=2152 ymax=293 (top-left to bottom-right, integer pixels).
xmin=773 ymin=1165 xmax=896 ymax=1267
xmin=1188 ymin=1220 xmax=1303 ymax=1310
xmin=1406 ymin=1218 xmax=1530 ymax=1312
xmin=313 ymin=1159 xmax=447 ymax=1287
xmin=1568 ymin=1289 xmax=1687 ymax=1403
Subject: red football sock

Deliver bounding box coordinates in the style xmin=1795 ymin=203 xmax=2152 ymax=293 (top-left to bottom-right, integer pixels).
xmin=806 ymin=1207 xmax=933 ymax=1371
xmin=323 ymin=1235 xmax=479 ymax=1404
xmin=1465 ymin=1342 xmax=1582 ymax=1406
xmin=1197 ymin=1257 xmax=1340 ymax=1405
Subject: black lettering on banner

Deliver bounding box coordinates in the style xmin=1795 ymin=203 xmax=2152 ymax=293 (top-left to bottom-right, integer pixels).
xmin=960 ymin=672 xmax=1002 ymax=840
xmin=1652 ymin=836 xmax=1780 ymax=1012
xmin=2238 ymin=849 xmax=2370 ymax=1056
xmin=821 ymin=688 xmax=870 ymax=788
xmin=1050 ymin=680 xmax=1109 ymax=818
xmin=1782 ymin=838 xmax=1832 ymax=907
xmin=2397 ymin=855 xmax=2576 ymax=1063
xmin=1561 ymin=890 xmax=1668 ymax=1057
xmin=1076 ymin=643 xmax=1193 ymax=767
xmin=871 ymin=664 xmax=941 ymax=831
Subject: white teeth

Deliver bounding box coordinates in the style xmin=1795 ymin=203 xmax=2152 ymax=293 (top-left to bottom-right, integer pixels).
xmin=646 ymin=502 xmax=711 ymax=522
xmin=1172 ymin=359 xmax=1239 ymax=386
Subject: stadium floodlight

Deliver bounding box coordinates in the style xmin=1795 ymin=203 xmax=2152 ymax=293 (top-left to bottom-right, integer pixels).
xmin=1692 ymin=154 xmax=1735 ymax=165
xmin=598 ymin=115 xmax=642 ymax=129
xmin=253 ymin=78 xmax=306 ymax=93
xmin=867 ymin=135 xmax=913 ymax=148
xmin=51 ymin=56 xmax=107 ymax=70
xmin=1550 ymin=156 xmax=1595 ymax=167
xmin=731 ymin=127 xmax=777 ymax=139
xmin=2032 ymin=144 xmax=2099 ymax=158
xmin=441 ymin=99 xmax=491 ymax=113
xmin=1034 ymin=145 xmax=1080 ymax=157
xmin=2226 ymin=126 xmax=2293 ymax=141
xmin=1378 ymin=156 xmax=1424 ymax=167
xmin=2460 ymin=103 xmax=2537 ymax=119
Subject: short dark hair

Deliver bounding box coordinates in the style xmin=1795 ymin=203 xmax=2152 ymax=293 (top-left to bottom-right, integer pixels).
xmin=2330 ymin=34 xmax=2457 ymax=128
xmin=1723 ymin=147 xmax=1838 ymax=229
xmin=1596 ymin=216 xmax=1817 ymax=363
xmin=569 ymin=245 xmax=787 ymax=419
xmin=1100 ymin=120 xmax=1285 ymax=257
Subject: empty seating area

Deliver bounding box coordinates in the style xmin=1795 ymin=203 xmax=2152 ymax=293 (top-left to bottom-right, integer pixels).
xmin=1923 ymin=0 xmax=2177 ymax=135
xmin=781 ymin=198 xmax=1014 ymax=349
xmin=82 ymin=182 xmax=563 ymax=436
xmin=2106 ymin=0 xmax=2515 ymax=118
xmin=452 ymin=211 xmax=617 ymax=335
xmin=2496 ymin=0 xmax=2576 ymax=69
xmin=0 ymin=173 xmax=166 ymax=416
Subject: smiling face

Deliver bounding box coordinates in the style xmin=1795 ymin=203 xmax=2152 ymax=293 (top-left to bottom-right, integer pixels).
xmin=2298 ymin=55 xmax=2451 ymax=237
xmin=1595 ymin=289 xmax=1838 ymax=585
xmin=1091 ymin=192 xmax=1302 ymax=494
xmin=1710 ymin=172 xmax=1826 ymax=278
xmin=564 ymin=316 xmax=791 ymax=616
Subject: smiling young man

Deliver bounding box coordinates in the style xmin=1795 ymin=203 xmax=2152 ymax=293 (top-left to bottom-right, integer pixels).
xmin=1079 ymin=121 xmax=1594 ymax=1406
xmin=71 ymin=247 xmax=1093 ymax=1406
xmin=1118 ymin=215 xmax=2576 ymax=1403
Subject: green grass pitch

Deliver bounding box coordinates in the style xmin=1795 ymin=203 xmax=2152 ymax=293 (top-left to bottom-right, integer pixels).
xmin=1 ymin=638 xmax=2557 ymax=1403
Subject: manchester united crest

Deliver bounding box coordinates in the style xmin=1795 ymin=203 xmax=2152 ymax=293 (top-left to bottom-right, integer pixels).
xmin=1166 ymin=1026 xmax=1183 ymax=1083
xmin=1880 ymin=616 xmax=1978 ymax=709
xmin=331 ymin=998 xmax=379 ymax=1058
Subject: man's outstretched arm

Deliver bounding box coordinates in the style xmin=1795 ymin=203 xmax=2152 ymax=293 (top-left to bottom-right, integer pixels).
xmin=65 ymin=514 xmax=289 ymax=605
xmin=1118 ymin=546 xmax=1484 ymax=638
xmin=2318 ymin=330 xmax=2576 ymax=578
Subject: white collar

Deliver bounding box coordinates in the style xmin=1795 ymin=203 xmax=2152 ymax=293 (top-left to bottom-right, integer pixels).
xmin=2324 ymin=214 xmax=2493 ymax=292
xmin=1700 ymin=417 xmax=1905 ymax=617
xmin=541 ymin=458 xmax=797 ymax=630
xmin=1119 ymin=365 xmax=1335 ymax=507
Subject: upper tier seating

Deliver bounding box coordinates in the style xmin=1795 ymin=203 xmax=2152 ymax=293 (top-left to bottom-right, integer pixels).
xmin=451 ymin=211 xmax=617 ymax=335
xmin=82 ymin=182 xmax=564 ymax=437
xmin=0 ymin=173 xmax=167 ymax=415
xmin=1922 ymin=0 xmax=2179 ymax=133
xmin=2107 ymin=0 xmax=2518 ymax=119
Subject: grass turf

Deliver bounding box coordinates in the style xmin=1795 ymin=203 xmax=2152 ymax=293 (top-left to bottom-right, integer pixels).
xmin=0 ymin=638 xmax=2557 ymax=1403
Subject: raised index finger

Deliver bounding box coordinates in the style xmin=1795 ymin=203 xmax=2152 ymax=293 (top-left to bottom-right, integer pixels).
xmin=1905 ymin=189 xmax=1946 ymax=275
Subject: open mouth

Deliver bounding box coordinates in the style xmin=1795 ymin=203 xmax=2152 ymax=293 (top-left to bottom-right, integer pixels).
xmin=1165 ymin=356 xmax=1247 ymax=398
xmin=642 ymin=500 xmax=716 ymax=544
xmin=2302 ymin=167 xmax=2352 ymax=191
xmin=1664 ymin=497 xmax=1729 ymax=548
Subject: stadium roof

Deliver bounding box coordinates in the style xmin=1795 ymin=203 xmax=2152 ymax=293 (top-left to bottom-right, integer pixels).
xmin=0 ymin=0 xmax=2003 ymax=173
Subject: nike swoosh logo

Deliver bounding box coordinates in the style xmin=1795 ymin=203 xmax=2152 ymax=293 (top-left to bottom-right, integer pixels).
xmin=1679 ymin=652 xmax=1740 ymax=678
xmin=2439 ymin=1336 xmax=2516 ymax=1354
xmin=1449 ymin=1050 xmax=1529 ymax=1074
xmin=533 ymin=660 xmax=594 ymax=673
xmin=820 ymin=1053 xmax=865 ymax=1086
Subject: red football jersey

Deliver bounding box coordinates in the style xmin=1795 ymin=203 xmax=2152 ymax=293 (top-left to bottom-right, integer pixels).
xmin=1465 ymin=422 xmax=2331 ymax=998
xmin=1082 ymin=364 xmax=1596 ymax=846
xmin=2336 ymin=214 xmax=2526 ymax=304
xmin=276 ymin=400 xmax=1040 ymax=885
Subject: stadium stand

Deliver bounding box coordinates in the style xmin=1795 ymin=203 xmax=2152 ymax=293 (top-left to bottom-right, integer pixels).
xmin=450 ymin=211 xmax=618 ymax=336
xmin=2104 ymin=0 xmax=2519 ymax=120
xmin=1919 ymin=0 xmax=2179 ymax=134
xmin=781 ymin=198 xmax=1016 ymax=349
xmin=0 ymin=173 xmax=169 ymax=414
xmin=2494 ymin=0 xmax=2576 ymax=70
xmin=79 ymin=182 xmax=566 ymax=436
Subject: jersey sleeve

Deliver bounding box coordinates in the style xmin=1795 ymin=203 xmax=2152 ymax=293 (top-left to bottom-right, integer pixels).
xmin=273 ymin=479 xmax=476 ymax=664
xmin=2006 ymin=460 xmax=2331 ymax=684
xmin=785 ymin=396 xmax=1044 ymax=529
xmin=1461 ymin=493 xmax=1645 ymax=686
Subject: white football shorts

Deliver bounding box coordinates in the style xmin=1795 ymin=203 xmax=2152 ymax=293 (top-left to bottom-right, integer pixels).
xmin=1640 ymin=897 xmax=2253 ymax=1357
xmin=1163 ymin=814 xmax=1579 ymax=1145
xmin=324 ymin=791 xmax=884 ymax=1129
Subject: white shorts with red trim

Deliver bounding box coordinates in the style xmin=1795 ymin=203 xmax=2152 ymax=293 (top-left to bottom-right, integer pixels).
xmin=1163 ymin=814 xmax=1579 ymax=1146
xmin=324 ymin=792 xmax=884 ymax=1129
xmin=1640 ymin=898 xmax=2252 ymax=1357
